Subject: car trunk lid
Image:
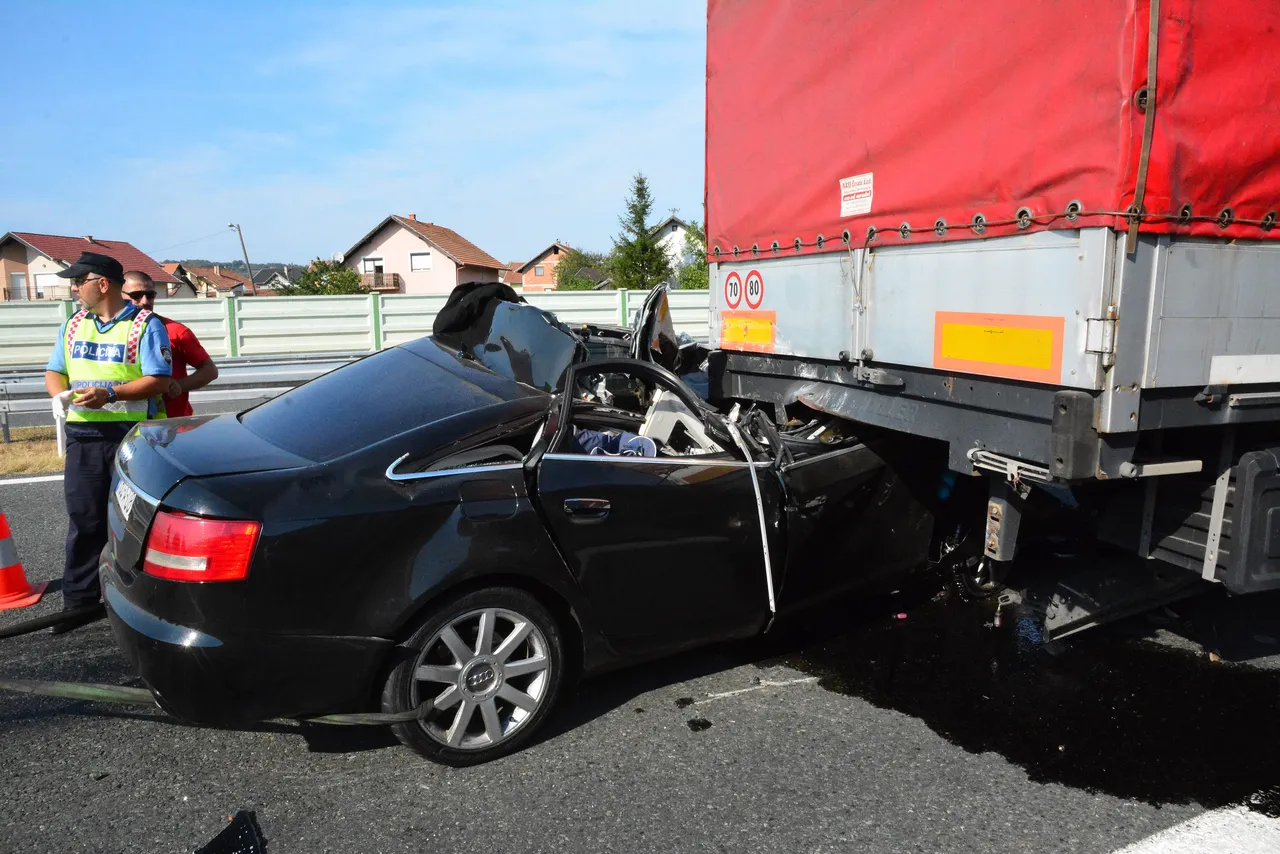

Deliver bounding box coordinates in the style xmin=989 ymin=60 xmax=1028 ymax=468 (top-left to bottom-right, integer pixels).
xmin=119 ymin=414 xmax=312 ymax=486
xmin=110 ymin=415 xmax=310 ymax=573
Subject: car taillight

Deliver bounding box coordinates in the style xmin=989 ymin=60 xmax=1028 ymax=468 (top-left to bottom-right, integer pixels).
xmin=142 ymin=510 xmax=261 ymax=582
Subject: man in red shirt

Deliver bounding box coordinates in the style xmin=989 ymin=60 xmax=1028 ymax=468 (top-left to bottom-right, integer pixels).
xmin=122 ymin=272 xmax=219 ymax=417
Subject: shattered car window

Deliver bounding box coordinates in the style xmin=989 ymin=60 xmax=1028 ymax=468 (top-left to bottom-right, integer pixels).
xmin=439 ymin=300 xmax=583 ymax=393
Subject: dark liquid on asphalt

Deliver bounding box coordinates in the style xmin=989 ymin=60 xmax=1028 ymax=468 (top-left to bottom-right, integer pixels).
xmin=767 ymin=582 xmax=1280 ymax=814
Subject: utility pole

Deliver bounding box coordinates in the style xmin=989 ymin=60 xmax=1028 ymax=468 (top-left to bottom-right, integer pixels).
xmin=228 ymin=223 xmax=257 ymax=296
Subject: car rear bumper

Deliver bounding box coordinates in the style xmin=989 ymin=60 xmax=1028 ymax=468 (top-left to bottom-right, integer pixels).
xmin=103 ymin=568 xmax=395 ymax=726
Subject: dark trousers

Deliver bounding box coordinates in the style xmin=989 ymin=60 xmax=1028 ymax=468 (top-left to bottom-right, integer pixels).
xmin=63 ymin=434 xmax=122 ymax=606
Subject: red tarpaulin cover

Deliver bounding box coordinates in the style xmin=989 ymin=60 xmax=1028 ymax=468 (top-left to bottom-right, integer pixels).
xmin=705 ymin=0 xmax=1280 ymax=256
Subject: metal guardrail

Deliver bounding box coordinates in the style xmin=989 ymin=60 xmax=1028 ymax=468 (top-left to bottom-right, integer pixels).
xmin=0 ymin=351 xmax=363 ymax=433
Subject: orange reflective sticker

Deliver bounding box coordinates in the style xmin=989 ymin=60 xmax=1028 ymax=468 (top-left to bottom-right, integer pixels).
xmin=933 ymin=311 xmax=1064 ymax=384
xmin=720 ymin=310 xmax=776 ymax=353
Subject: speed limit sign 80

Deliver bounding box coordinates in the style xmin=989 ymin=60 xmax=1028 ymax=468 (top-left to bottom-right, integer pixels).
xmin=744 ymin=270 xmax=764 ymax=309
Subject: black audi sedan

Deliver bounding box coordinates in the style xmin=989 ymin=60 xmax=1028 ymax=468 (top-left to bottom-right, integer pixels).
xmin=103 ymin=285 xmax=935 ymax=765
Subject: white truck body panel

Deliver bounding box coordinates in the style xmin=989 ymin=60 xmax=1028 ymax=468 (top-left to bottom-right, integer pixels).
xmin=712 ymin=229 xmax=1280 ymax=435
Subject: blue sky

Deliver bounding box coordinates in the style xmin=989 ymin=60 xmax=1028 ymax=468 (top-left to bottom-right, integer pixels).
xmin=0 ymin=1 xmax=706 ymax=265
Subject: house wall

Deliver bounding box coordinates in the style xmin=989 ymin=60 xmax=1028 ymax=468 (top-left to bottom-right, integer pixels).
xmin=457 ymin=265 xmax=501 ymax=284
xmin=344 ymin=222 xmax=460 ymax=295
xmin=26 ymin=248 xmax=63 ymax=276
xmin=193 ymin=278 xmax=244 ymax=298
xmin=0 ymin=240 xmax=28 ymax=299
xmin=520 ymin=246 xmax=566 ymax=291
xmin=656 ymin=222 xmax=692 ymax=272
xmin=1 ymin=242 xmax=67 ymax=300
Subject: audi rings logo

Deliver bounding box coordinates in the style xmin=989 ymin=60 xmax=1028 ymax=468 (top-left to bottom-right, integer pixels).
xmin=466 ymin=664 xmax=496 ymax=692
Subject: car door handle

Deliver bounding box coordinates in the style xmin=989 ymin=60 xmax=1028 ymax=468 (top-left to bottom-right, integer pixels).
xmin=563 ymin=498 xmax=611 ymax=521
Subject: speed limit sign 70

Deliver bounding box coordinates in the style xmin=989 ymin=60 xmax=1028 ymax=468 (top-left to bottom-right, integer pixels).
xmin=724 ymin=271 xmax=743 ymax=309
xmin=745 ymin=270 xmax=764 ymax=309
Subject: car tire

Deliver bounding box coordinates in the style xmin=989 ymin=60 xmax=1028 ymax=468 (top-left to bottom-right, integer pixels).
xmin=383 ymin=586 xmax=566 ymax=766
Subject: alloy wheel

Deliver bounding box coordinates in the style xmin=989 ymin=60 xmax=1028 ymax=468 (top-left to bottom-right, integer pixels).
xmin=409 ymin=607 xmax=552 ymax=750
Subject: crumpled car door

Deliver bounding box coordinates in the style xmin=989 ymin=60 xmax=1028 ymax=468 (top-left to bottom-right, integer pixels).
xmin=745 ymin=412 xmax=934 ymax=612
xmin=629 ymin=285 xmax=681 ymax=372
xmin=530 ymin=365 xmax=778 ymax=654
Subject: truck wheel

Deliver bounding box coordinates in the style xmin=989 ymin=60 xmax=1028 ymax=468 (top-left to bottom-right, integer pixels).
xmin=382 ymin=587 xmax=566 ymax=766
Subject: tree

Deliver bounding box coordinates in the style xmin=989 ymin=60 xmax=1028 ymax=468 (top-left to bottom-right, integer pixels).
xmin=608 ymin=173 xmax=673 ymax=291
xmin=276 ymin=259 xmax=363 ymax=296
xmin=677 ymin=219 xmax=709 ymax=290
xmin=555 ymin=248 xmax=608 ymax=291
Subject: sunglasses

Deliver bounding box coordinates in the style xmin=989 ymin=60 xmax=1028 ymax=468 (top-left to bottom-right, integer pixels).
xmin=124 ymin=290 xmax=157 ymax=301
xmin=72 ymin=275 xmax=104 ymax=288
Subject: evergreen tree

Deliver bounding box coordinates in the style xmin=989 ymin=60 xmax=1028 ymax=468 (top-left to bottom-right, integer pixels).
xmin=608 ymin=173 xmax=673 ymax=291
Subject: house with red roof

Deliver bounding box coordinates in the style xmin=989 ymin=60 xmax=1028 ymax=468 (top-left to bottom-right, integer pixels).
xmin=517 ymin=241 xmax=574 ymax=292
xmin=0 ymin=231 xmax=180 ymax=302
xmin=502 ymin=261 xmax=524 ymax=288
xmin=160 ymin=263 xmax=200 ymax=298
xmin=341 ymin=214 xmax=505 ymax=295
xmin=181 ymin=265 xmax=253 ymax=298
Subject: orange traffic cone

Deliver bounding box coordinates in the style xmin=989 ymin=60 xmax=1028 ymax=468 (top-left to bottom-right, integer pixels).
xmin=0 ymin=512 xmax=46 ymax=610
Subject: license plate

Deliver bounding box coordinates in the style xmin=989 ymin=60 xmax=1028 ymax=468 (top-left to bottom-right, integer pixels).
xmin=115 ymin=479 xmax=137 ymax=522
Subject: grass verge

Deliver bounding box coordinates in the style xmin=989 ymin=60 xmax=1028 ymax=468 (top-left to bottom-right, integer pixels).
xmin=0 ymin=427 xmax=64 ymax=476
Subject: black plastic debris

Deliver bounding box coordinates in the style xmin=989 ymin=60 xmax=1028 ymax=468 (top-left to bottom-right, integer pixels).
xmin=196 ymin=810 xmax=267 ymax=854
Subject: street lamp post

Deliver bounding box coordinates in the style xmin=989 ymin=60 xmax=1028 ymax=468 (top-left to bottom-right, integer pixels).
xmin=228 ymin=223 xmax=257 ymax=296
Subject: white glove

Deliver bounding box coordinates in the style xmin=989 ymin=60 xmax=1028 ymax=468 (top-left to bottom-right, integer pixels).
xmin=52 ymin=391 xmax=71 ymax=458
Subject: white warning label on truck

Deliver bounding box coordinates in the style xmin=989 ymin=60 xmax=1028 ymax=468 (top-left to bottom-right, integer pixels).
xmin=839 ymin=173 xmax=874 ymax=217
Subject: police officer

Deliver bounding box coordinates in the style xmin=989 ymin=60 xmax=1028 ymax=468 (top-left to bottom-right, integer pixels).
xmin=44 ymin=252 xmax=172 ymax=633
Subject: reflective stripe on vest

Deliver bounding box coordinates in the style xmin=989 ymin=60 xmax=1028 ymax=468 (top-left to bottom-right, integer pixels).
xmin=65 ymin=308 xmax=157 ymax=423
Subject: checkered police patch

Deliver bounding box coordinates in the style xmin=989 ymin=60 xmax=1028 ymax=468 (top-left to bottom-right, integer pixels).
xmin=161 ymin=345 xmax=173 ymax=365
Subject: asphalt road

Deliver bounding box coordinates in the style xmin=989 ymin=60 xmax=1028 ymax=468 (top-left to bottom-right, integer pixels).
xmin=2 ymin=476 xmax=1280 ymax=854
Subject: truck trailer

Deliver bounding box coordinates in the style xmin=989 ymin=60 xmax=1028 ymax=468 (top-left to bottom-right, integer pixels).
xmin=704 ymin=0 xmax=1280 ymax=632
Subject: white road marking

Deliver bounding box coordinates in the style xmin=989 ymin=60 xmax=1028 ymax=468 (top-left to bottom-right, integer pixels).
xmin=0 ymin=474 xmax=64 ymax=486
xmin=701 ymin=677 xmax=819 ymax=703
xmin=1111 ymin=806 xmax=1280 ymax=854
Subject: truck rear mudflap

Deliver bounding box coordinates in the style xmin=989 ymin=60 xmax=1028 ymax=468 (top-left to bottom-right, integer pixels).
xmin=1095 ymin=440 xmax=1280 ymax=596
xmin=1230 ymin=450 xmax=1280 ymax=593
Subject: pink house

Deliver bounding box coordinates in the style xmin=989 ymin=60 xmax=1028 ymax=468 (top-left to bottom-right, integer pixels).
xmin=1 ymin=231 xmax=180 ymax=301
xmin=341 ymin=214 xmax=505 ymax=295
